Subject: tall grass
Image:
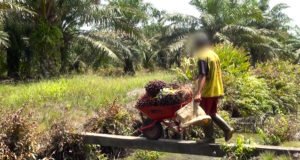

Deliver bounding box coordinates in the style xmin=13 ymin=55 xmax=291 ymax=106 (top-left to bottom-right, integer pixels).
xmin=0 ymin=71 xmax=175 ymax=130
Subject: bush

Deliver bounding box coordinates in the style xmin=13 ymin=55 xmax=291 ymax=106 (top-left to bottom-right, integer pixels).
xmin=222 ymin=135 xmax=254 ymax=160
xmin=173 ymin=44 xmax=251 ymax=81
xmin=223 ymin=75 xmax=275 ymax=116
xmin=253 ymin=61 xmax=300 ymax=114
xmin=129 ymin=150 xmax=161 ymax=160
xmin=84 ymin=102 xmax=137 ymax=135
xmin=0 ymin=109 xmax=37 ymax=160
xmin=38 ymin=121 xmax=101 ymax=160
xmin=215 ymin=44 xmax=275 ymax=116
xmin=84 ymin=102 xmax=141 ymax=159
xmin=172 ymin=57 xmax=198 ymax=82
xmin=214 ymin=44 xmax=251 ymax=77
xmin=174 ymin=44 xmax=274 ymax=116
xmin=0 ymin=109 xmax=108 ymax=160
xmin=258 ymin=115 xmax=299 ymax=145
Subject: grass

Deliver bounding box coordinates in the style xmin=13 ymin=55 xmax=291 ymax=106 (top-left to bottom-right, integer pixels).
xmin=1 ymin=70 xmax=298 ymax=149
xmin=0 ymin=71 xmax=176 ymax=130
xmin=281 ymin=141 xmax=300 ymax=148
xmin=258 ymin=152 xmax=292 ymax=160
xmin=217 ymin=133 xmax=300 ymax=147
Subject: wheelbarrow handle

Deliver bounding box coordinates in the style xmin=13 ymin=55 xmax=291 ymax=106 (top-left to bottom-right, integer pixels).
xmin=192 ymin=99 xmax=199 ymax=116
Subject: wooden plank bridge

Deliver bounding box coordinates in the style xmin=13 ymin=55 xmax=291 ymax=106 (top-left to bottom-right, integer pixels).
xmin=80 ymin=132 xmax=300 ymax=157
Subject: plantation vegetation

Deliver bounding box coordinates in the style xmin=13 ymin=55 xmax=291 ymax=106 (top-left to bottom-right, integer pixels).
xmin=0 ymin=0 xmax=300 ymax=160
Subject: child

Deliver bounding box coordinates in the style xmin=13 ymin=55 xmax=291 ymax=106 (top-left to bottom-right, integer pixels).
xmin=193 ymin=33 xmax=234 ymax=143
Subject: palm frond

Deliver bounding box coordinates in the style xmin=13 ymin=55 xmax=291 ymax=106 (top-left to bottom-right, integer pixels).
xmin=251 ymin=43 xmax=277 ymax=59
xmin=162 ymin=13 xmax=201 ymax=29
xmin=201 ymin=13 xmax=216 ymax=28
xmin=88 ymin=31 xmax=132 ymax=57
xmin=167 ymin=36 xmax=188 ymax=53
xmin=78 ymin=35 xmax=119 ymax=61
xmin=213 ymin=32 xmax=231 ymax=44
xmin=222 ymin=25 xmax=257 ymax=35
xmin=0 ymin=2 xmax=35 ymax=15
xmin=0 ymin=30 xmax=9 ymax=48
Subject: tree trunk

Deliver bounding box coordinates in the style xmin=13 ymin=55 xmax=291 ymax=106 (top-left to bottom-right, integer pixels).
xmin=157 ymin=51 xmax=168 ymax=69
xmin=6 ymin=46 xmax=20 ymax=79
xmin=294 ymin=53 xmax=300 ymax=64
xmin=60 ymin=46 xmax=68 ymax=73
xmin=60 ymin=33 xmax=71 ymax=73
xmin=124 ymin=58 xmax=135 ymax=75
xmin=21 ymin=47 xmax=33 ymax=79
xmin=175 ymin=51 xmax=181 ymax=67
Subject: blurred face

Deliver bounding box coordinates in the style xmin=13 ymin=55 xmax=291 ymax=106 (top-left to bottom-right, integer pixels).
xmin=194 ymin=41 xmax=210 ymax=50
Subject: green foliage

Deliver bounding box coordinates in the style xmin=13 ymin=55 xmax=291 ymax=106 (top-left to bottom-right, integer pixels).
xmin=174 ymin=44 xmax=251 ymax=82
xmin=172 ymin=57 xmax=198 ymax=82
xmin=129 ymin=150 xmax=161 ymax=160
xmin=0 ymin=72 xmax=175 ymax=130
xmin=258 ymin=115 xmax=299 ymax=145
xmin=174 ymin=44 xmax=275 ymax=116
xmin=253 ymin=61 xmax=300 ymax=113
xmin=222 ymin=135 xmax=254 ymax=160
xmin=166 ymin=0 xmax=295 ymax=64
xmin=215 ymin=45 xmax=262 ymax=116
xmin=223 ymin=75 xmax=275 ymax=116
xmin=0 ymin=1 xmax=35 ymax=48
xmin=258 ymin=129 xmax=282 ymax=146
xmin=30 ymin=21 xmax=63 ymax=77
xmin=214 ymin=44 xmax=250 ymax=76
xmin=1 ymin=0 xmax=300 ymax=78
xmin=97 ymin=67 xmax=124 ymax=77
xmin=257 ymin=152 xmax=292 ymax=160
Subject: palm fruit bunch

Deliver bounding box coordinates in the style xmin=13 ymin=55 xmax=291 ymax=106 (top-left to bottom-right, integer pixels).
xmin=145 ymin=80 xmax=167 ymax=97
xmin=136 ymin=80 xmax=192 ymax=108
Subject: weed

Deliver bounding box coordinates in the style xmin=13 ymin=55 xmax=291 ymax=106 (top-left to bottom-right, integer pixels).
xmin=128 ymin=150 xmax=161 ymax=160
xmin=222 ymin=135 xmax=254 ymax=160
xmin=84 ymin=101 xmax=141 ymax=159
xmin=258 ymin=115 xmax=299 ymax=145
xmin=37 ymin=121 xmax=101 ymax=160
xmin=0 ymin=109 xmax=37 ymax=160
xmin=0 ymin=72 xmax=175 ymax=130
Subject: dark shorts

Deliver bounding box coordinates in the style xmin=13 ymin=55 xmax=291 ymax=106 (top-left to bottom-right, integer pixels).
xmin=200 ymin=97 xmax=219 ymax=116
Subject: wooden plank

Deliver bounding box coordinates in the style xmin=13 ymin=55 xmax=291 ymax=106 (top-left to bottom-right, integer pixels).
xmin=80 ymin=132 xmax=300 ymax=157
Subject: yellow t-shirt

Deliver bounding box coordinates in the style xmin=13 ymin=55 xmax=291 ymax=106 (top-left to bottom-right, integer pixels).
xmin=194 ymin=48 xmax=224 ymax=97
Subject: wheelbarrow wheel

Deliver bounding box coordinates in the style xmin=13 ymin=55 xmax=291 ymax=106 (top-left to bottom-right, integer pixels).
xmin=142 ymin=119 xmax=163 ymax=140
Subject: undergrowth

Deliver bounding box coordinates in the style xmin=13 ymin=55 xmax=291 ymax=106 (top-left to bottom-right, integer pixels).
xmin=84 ymin=101 xmax=141 ymax=159
xmin=0 ymin=72 xmax=174 ymax=130
xmin=0 ymin=109 xmax=37 ymax=160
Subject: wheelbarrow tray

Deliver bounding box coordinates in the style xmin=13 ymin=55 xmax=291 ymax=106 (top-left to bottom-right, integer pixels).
xmin=137 ymin=99 xmax=192 ymax=121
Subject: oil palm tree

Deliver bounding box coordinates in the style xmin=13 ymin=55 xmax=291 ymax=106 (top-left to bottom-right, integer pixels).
xmin=3 ymin=0 xmax=148 ymax=77
xmin=79 ymin=0 xmax=151 ymax=74
xmin=161 ymin=0 xmax=293 ymax=65
xmin=0 ymin=1 xmax=34 ymax=48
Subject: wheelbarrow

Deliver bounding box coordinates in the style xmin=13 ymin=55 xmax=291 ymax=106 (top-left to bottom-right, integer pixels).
xmin=136 ymin=98 xmax=211 ymax=140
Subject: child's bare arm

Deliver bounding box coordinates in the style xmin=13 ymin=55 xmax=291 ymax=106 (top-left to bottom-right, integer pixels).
xmin=194 ymin=75 xmax=206 ymax=101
